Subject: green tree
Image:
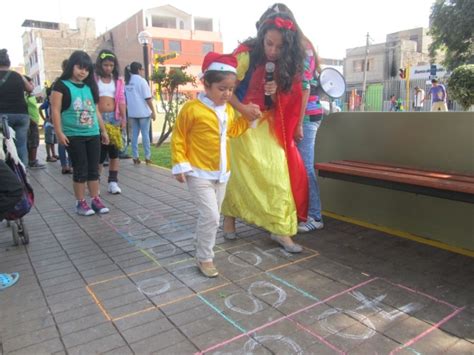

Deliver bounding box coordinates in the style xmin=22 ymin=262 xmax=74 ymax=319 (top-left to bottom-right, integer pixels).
xmin=448 ymin=64 xmax=474 ymax=110
xmin=151 ymin=64 xmax=196 ymax=147
xmin=428 ymin=0 xmax=474 ymax=70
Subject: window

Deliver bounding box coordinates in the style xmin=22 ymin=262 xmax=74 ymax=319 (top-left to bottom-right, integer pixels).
xmin=29 ymin=51 xmax=38 ymax=67
xmin=409 ymin=35 xmax=419 ymax=51
xmin=366 ymin=58 xmax=374 ymax=72
xmin=169 ymin=40 xmax=181 ymax=53
xmin=353 ymin=60 xmax=363 ymax=72
xmin=152 ymin=16 xmax=176 ymax=29
xmin=194 ymin=18 xmax=213 ymax=31
xmin=352 ymin=59 xmax=374 ymax=72
xmin=153 ymin=39 xmax=164 ymax=54
xmin=202 ymin=43 xmax=214 ymax=55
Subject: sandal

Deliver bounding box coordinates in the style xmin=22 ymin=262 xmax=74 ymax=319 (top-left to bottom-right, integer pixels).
xmin=61 ymin=167 xmax=72 ymax=174
xmin=46 ymin=156 xmax=58 ymax=162
xmin=0 ymin=272 xmax=20 ymax=290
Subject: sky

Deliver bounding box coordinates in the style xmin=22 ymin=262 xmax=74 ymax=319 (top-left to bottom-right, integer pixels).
xmin=2 ymin=0 xmax=435 ymax=66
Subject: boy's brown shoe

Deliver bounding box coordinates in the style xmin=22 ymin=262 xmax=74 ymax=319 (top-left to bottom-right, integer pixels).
xmin=197 ymin=261 xmax=219 ymax=278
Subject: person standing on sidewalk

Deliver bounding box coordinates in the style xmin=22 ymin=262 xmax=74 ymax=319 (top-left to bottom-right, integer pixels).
xmin=171 ymin=53 xmax=251 ymax=277
xmin=424 ymin=78 xmax=448 ymax=111
xmin=39 ymin=87 xmax=60 ymax=163
xmin=295 ymin=38 xmax=325 ymax=232
xmin=124 ymin=62 xmax=156 ymax=165
xmin=24 ymin=76 xmax=46 ymax=170
xmin=260 ymin=3 xmax=325 ymax=233
xmin=221 ymin=12 xmax=308 ymax=253
xmin=51 ymin=50 xmax=110 ymax=216
xmin=413 ymin=86 xmax=425 ymax=112
xmin=95 ymin=49 xmax=126 ymax=194
xmin=0 ymin=49 xmax=34 ymax=166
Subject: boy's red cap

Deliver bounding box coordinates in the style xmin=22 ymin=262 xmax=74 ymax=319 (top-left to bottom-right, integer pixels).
xmin=202 ymin=52 xmax=237 ymax=73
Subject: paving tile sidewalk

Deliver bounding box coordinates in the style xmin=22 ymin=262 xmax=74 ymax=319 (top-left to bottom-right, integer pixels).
xmin=1 ymin=157 xmax=473 ymax=354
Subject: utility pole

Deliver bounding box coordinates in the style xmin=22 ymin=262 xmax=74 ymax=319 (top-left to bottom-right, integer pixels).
xmin=360 ymin=32 xmax=370 ymax=112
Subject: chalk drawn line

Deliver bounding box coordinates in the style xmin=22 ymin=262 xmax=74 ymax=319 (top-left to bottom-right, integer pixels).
xmin=88 ymin=252 xmax=319 ymax=322
xmin=196 ymin=277 xmax=379 ymax=354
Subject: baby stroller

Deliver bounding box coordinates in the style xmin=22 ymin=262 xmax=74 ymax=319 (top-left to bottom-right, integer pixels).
xmin=1 ymin=115 xmax=33 ymax=246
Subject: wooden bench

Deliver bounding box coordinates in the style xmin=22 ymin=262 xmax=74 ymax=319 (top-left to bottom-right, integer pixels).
xmin=315 ymin=160 xmax=474 ymax=204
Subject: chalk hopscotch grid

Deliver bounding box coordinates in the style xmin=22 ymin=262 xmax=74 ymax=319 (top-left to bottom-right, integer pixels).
xmin=196 ymin=277 xmax=378 ymax=354
xmin=85 ymin=211 xmax=464 ymax=353
xmin=89 ymin=254 xmax=318 ymax=322
xmin=196 ymin=277 xmax=465 ymax=354
xmin=86 ymin=214 xmax=319 ymax=321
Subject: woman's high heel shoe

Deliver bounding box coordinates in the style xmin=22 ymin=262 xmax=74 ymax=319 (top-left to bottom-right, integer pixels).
xmin=270 ymin=234 xmax=303 ymax=253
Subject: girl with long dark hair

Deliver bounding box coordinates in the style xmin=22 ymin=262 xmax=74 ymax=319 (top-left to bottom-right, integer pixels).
xmin=222 ymin=12 xmax=308 ymax=252
xmin=51 ymin=50 xmax=110 ymax=216
xmin=95 ymin=49 xmax=126 ymax=194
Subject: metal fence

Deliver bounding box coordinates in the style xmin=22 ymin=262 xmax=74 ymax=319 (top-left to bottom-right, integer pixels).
xmin=342 ymin=79 xmax=464 ymax=112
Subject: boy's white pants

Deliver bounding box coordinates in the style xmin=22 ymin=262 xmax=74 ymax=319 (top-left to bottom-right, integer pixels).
xmin=186 ymin=176 xmax=227 ymax=262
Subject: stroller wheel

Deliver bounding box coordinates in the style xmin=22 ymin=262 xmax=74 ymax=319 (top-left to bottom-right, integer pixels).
xmin=11 ymin=222 xmax=19 ymax=246
xmin=19 ymin=219 xmax=29 ymax=245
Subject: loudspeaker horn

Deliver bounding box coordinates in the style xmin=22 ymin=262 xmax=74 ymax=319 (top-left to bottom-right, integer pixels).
xmin=317 ymin=68 xmax=346 ymax=99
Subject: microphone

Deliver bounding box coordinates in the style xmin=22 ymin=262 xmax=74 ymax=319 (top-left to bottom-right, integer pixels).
xmin=264 ymin=62 xmax=275 ymax=109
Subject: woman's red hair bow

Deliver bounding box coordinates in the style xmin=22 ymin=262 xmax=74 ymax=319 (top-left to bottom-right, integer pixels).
xmin=266 ymin=17 xmax=296 ymax=31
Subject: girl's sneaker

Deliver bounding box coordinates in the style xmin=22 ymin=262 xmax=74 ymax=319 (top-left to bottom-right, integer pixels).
xmin=76 ymin=200 xmax=95 ymax=216
xmin=91 ymin=196 xmax=110 ymax=214
xmin=107 ymin=182 xmax=122 ymax=194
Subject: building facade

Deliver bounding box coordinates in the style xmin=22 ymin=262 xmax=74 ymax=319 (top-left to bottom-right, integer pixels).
xmin=21 ymin=18 xmax=99 ymax=91
xmin=344 ymin=27 xmax=437 ymax=88
xmin=98 ymin=5 xmax=223 ymax=96
xmin=21 ymin=5 xmax=222 ymax=97
xmin=343 ymin=28 xmax=445 ymax=111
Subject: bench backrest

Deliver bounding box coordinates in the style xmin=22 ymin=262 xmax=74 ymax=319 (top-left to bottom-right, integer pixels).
xmin=315 ymin=112 xmax=474 ymax=252
xmin=316 ymin=112 xmax=473 ymax=174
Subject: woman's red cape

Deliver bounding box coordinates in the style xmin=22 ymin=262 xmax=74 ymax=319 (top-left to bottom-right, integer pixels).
xmin=234 ymin=45 xmax=308 ymax=221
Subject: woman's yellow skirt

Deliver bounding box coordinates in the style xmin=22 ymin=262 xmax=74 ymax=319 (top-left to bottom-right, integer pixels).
xmin=222 ymin=119 xmax=297 ymax=236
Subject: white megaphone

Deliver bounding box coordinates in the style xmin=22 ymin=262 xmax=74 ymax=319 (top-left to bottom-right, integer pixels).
xmin=316 ymin=67 xmax=346 ymax=99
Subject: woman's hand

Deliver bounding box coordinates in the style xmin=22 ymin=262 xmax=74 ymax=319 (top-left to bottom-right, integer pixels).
xmin=56 ymin=132 xmax=69 ymax=146
xmin=174 ymin=173 xmax=186 ymax=183
xmin=101 ymin=131 xmax=109 ymax=145
xmin=243 ymin=103 xmax=262 ymax=121
xmin=264 ymin=81 xmax=277 ymax=96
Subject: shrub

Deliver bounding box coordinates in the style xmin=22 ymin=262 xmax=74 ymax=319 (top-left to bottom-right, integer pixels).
xmin=448 ymin=64 xmax=474 ymax=110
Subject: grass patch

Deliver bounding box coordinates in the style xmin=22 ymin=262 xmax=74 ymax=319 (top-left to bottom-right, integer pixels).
xmin=137 ymin=143 xmax=171 ymax=169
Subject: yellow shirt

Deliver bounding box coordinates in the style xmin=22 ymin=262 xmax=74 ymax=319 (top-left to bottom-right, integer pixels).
xmin=171 ymin=95 xmax=249 ymax=182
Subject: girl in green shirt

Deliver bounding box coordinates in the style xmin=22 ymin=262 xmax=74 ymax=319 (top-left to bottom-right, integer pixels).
xmin=51 ymin=51 xmax=110 ymax=216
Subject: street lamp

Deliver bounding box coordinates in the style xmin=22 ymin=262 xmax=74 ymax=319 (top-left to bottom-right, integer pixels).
xmin=137 ymin=30 xmax=151 ymax=81
xmin=137 ymin=30 xmax=153 ymax=143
